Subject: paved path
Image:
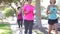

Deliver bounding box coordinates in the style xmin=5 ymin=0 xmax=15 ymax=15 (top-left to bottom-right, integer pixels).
xmin=9 ymin=20 xmax=60 ymax=34
xmin=9 ymin=21 xmax=41 ymax=34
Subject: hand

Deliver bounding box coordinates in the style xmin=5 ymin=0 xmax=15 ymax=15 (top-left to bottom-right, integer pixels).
xmin=48 ymin=11 xmax=51 ymax=14
xmin=51 ymin=9 xmax=55 ymax=14
xmin=49 ymin=10 xmax=54 ymax=14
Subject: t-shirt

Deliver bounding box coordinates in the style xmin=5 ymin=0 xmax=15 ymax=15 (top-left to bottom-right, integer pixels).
xmin=17 ymin=10 xmax=23 ymax=20
xmin=23 ymin=4 xmax=34 ymax=20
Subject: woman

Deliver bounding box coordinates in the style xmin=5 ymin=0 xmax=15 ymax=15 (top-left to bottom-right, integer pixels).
xmin=46 ymin=0 xmax=58 ymax=34
xmin=16 ymin=7 xmax=23 ymax=31
xmin=23 ymin=0 xmax=34 ymax=34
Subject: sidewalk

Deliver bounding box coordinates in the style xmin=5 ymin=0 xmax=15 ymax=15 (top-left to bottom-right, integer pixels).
xmin=9 ymin=21 xmax=43 ymax=34
xmin=9 ymin=21 xmax=60 ymax=34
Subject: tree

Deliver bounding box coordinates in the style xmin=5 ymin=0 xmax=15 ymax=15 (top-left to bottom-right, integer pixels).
xmin=0 ymin=0 xmax=25 ymax=15
xmin=35 ymin=0 xmax=48 ymax=34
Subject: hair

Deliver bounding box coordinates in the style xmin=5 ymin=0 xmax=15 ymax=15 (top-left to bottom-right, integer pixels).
xmin=17 ymin=7 xmax=21 ymax=10
xmin=26 ymin=0 xmax=28 ymax=1
xmin=26 ymin=0 xmax=32 ymax=2
xmin=50 ymin=0 xmax=56 ymax=4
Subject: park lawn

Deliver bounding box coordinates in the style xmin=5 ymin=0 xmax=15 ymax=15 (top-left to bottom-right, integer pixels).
xmin=0 ymin=23 xmax=13 ymax=34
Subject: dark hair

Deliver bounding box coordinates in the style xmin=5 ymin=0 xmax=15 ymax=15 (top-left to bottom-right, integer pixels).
xmin=26 ymin=0 xmax=28 ymax=1
xmin=17 ymin=7 xmax=21 ymax=10
xmin=50 ymin=0 xmax=56 ymax=4
xmin=26 ymin=0 xmax=32 ymax=2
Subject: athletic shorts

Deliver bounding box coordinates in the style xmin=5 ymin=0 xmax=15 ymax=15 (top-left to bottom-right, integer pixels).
xmin=48 ymin=18 xmax=58 ymax=25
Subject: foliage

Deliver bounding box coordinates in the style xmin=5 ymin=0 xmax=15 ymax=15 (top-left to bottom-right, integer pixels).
xmin=0 ymin=5 xmax=7 ymax=10
xmin=0 ymin=0 xmax=12 ymax=4
xmin=0 ymin=23 xmax=12 ymax=34
xmin=0 ymin=0 xmax=19 ymax=4
xmin=3 ymin=7 xmax=15 ymax=17
xmin=58 ymin=5 xmax=60 ymax=11
xmin=41 ymin=6 xmax=46 ymax=10
xmin=41 ymin=14 xmax=48 ymax=20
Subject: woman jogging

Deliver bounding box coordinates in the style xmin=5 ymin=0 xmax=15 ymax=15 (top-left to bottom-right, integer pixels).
xmin=46 ymin=0 xmax=58 ymax=34
xmin=16 ymin=7 xmax=23 ymax=31
xmin=23 ymin=0 xmax=34 ymax=34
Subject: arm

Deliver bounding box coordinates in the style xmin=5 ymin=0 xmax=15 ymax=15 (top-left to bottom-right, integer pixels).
xmin=23 ymin=4 xmax=28 ymax=14
xmin=16 ymin=11 xmax=18 ymax=17
xmin=23 ymin=4 xmax=31 ymax=14
xmin=46 ymin=5 xmax=50 ymax=15
xmin=22 ymin=7 xmax=26 ymax=14
xmin=57 ymin=11 xmax=60 ymax=14
xmin=23 ymin=9 xmax=30 ymax=14
xmin=33 ymin=13 xmax=36 ymax=15
xmin=33 ymin=6 xmax=35 ymax=15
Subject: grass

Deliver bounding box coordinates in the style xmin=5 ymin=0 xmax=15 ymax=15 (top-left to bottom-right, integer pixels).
xmin=0 ymin=23 xmax=13 ymax=34
xmin=35 ymin=31 xmax=42 ymax=34
xmin=33 ymin=29 xmax=43 ymax=34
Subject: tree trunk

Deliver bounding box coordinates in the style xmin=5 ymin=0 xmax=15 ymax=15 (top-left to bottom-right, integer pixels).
xmin=35 ymin=0 xmax=48 ymax=34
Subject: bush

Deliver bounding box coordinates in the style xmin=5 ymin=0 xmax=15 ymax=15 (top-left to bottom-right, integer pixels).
xmin=3 ymin=7 xmax=15 ymax=17
xmin=41 ymin=15 xmax=48 ymax=20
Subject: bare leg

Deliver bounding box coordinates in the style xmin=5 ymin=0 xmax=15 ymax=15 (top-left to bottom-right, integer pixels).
xmin=48 ymin=25 xmax=52 ymax=34
xmin=54 ymin=23 xmax=58 ymax=34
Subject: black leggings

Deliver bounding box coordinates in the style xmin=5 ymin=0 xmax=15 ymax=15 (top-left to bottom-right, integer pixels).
xmin=17 ymin=19 xmax=23 ymax=28
xmin=24 ymin=20 xmax=33 ymax=34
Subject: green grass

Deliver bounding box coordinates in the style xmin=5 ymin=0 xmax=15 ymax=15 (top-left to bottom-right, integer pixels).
xmin=35 ymin=31 xmax=42 ymax=34
xmin=33 ymin=30 xmax=43 ymax=34
xmin=0 ymin=23 xmax=13 ymax=34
